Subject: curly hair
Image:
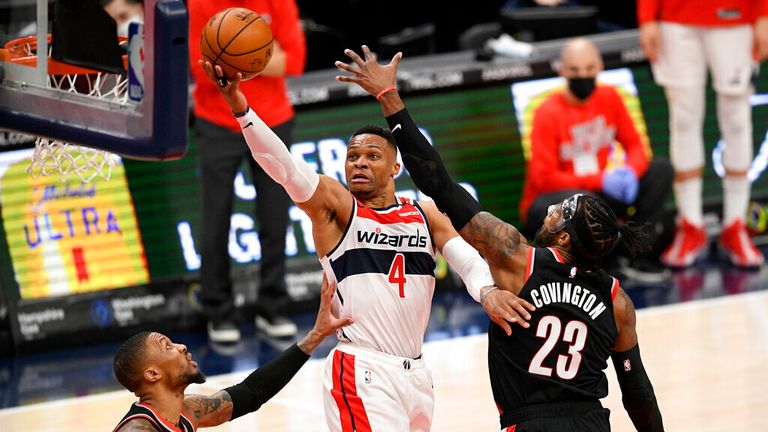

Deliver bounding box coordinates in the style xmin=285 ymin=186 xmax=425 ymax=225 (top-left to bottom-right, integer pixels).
xmin=113 ymin=331 xmax=151 ymax=393
xmin=568 ymin=195 xmax=650 ymax=268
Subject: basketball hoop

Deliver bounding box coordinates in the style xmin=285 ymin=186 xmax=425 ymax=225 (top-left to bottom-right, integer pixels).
xmin=1 ymin=35 xmax=127 ymax=182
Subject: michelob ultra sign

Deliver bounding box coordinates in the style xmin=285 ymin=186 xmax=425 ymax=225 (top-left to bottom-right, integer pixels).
xmin=0 ymin=149 xmax=149 ymax=299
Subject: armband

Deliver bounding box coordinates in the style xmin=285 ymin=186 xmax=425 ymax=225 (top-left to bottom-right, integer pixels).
xmin=224 ymin=343 xmax=309 ymax=420
xmin=237 ymin=110 xmax=320 ymax=203
xmin=385 ymin=108 xmax=482 ymax=230
xmin=441 ymin=236 xmax=494 ymax=302
xmin=612 ymin=344 xmax=664 ymax=431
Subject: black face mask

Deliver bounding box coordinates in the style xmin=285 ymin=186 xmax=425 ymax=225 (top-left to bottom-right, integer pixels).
xmin=568 ymin=77 xmax=596 ymax=100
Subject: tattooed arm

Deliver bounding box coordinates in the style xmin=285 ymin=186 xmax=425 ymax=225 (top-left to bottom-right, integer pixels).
xmin=183 ymin=391 xmax=234 ymax=428
xmin=459 ymin=212 xmax=531 ymax=293
xmin=183 ymin=277 xmax=352 ymax=427
xmin=114 ymin=418 xmax=161 ymax=432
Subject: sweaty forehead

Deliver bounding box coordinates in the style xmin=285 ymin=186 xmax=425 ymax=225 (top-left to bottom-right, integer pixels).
xmin=148 ymin=332 xmax=169 ymax=348
xmin=348 ymin=133 xmax=394 ymax=151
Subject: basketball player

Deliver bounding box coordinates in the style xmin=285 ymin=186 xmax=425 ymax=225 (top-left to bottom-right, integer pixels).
xmin=198 ymin=59 xmax=535 ymax=431
xmin=336 ymin=46 xmax=664 ymax=431
xmin=112 ymin=277 xmax=352 ymax=431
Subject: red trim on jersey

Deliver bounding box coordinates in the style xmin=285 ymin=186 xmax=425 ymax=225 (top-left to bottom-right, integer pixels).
xmin=179 ymin=412 xmax=194 ymax=431
xmin=610 ymin=277 xmax=620 ymax=302
xmin=547 ymin=247 xmax=565 ymax=263
xmin=136 ymin=402 xmax=183 ymax=432
xmin=524 ymin=247 xmax=535 ymax=284
xmin=330 ymin=350 xmax=372 ymax=432
xmin=113 ymin=414 xmax=162 ymax=432
xmin=356 ymin=202 xmax=425 ymax=224
xmin=506 ymin=426 xmax=518 ymax=432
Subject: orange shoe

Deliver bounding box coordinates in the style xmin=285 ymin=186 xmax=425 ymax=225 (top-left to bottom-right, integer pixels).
xmin=719 ymin=220 xmax=764 ymax=268
xmin=662 ymin=219 xmax=708 ymax=268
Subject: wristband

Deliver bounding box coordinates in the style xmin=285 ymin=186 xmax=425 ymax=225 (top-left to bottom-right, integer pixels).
xmin=375 ymin=86 xmax=396 ymax=101
xmin=480 ymin=286 xmax=498 ymax=304
xmin=233 ymin=106 xmax=250 ymax=118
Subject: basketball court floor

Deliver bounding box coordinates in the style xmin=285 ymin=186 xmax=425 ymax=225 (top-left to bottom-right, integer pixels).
xmin=1 ymin=249 xmax=767 ymax=431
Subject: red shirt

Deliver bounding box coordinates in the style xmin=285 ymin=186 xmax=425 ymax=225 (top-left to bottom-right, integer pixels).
xmin=520 ymin=86 xmax=650 ymax=220
xmin=188 ymin=0 xmax=306 ymax=131
xmin=638 ymin=0 xmax=768 ymax=27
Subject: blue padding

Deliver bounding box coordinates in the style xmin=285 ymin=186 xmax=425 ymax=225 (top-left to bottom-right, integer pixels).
xmin=0 ymin=0 xmax=189 ymax=160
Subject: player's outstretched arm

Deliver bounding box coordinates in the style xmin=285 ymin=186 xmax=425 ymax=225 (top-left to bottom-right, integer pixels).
xmin=199 ymin=61 xmax=337 ymax=205
xmin=184 ymin=277 xmax=353 ymax=428
xmin=334 ymin=47 xmax=529 ymax=276
xmin=611 ymin=288 xmax=664 ymax=432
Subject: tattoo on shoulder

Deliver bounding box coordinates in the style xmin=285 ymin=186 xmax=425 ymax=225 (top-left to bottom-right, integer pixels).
xmin=184 ymin=391 xmax=233 ymax=426
xmin=463 ymin=212 xmax=525 ymax=262
xmin=118 ymin=418 xmax=160 ymax=432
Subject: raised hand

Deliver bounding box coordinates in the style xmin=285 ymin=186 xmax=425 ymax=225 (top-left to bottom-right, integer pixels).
xmin=298 ymin=275 xmax=354 ymax=355
xmin=334 ymin=45 xmax=402 ymax=98
xmin=198 ymin=60 xmax=248 ymax=114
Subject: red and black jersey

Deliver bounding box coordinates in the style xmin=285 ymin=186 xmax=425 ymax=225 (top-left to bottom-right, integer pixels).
xmin=488 ymin=247 xmax=620 ymax=428
xmin=113 ymin=402 xmax=195 ymax=432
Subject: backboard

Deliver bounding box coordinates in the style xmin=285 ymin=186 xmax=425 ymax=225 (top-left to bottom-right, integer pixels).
xmin=0 ymin=0 xmax=189 ymax=160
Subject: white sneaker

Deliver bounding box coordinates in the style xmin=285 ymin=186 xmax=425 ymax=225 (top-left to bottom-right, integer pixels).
xmin=255 ymin=315 xmax=297 ymax=338
xmin=207 ymin=320 xmax=241 ymax=343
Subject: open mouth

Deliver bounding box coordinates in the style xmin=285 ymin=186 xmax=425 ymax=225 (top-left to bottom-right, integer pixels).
xmin=350 ymin=173 xmax=371 ymax=183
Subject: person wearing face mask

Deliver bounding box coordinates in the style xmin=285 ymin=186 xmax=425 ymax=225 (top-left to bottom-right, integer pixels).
xmin=519 ymin=37 xmax=674 ymax=283
xmin=100 ymin=0 xmax=144 ymax=37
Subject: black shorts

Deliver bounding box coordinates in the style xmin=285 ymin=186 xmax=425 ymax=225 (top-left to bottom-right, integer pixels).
xmin=501 ymin=401 xmax=610 ymax=432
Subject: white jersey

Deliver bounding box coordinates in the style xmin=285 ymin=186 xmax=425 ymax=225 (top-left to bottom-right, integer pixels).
xmin=320 ymin=197 xmax=436 ymax=359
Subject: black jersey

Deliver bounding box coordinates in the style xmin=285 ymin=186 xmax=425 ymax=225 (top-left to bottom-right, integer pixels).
xmin=113 ymin=402 xmax=196 ymax=432
xmin=489 ymin=247 xmax=620 ymax=427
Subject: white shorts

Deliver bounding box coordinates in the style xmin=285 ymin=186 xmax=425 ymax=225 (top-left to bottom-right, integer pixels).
xmin=653 ymin=22 xmax=754 ymax=95
xmin=322 ymin=342 xmax=434 ymax=432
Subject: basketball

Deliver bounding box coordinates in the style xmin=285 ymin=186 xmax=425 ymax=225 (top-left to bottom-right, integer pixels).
xmin=200 ymin=8 xmax=273 ymax=81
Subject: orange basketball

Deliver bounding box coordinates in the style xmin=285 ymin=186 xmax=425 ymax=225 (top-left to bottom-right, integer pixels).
xmin=200 ymin=8 xmax=273 ymax=81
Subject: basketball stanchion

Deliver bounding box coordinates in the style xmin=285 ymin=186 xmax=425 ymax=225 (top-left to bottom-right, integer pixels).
xmin=1 ymin=35 xmax=128 ymax=182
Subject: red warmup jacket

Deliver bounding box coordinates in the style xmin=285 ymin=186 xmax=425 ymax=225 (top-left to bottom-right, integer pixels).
xmin=638 ymin=0 xmax=768 ymax=27
xmin=188 ymin=0 xmax=306 ymax=131
xmin=519 ymin=86 xmax=650 ymax=220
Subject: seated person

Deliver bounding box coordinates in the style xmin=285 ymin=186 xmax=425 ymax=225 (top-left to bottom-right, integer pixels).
xmin=520 ymin=37 xmax=673 ymax=281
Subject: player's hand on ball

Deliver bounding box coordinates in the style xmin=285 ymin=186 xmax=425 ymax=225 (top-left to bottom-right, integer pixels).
xmin=199 ymin=60 xmax=248 ymax=114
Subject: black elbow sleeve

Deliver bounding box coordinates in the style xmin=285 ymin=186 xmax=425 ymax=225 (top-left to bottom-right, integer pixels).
xmin=612 ymin=344 xmax=664 ymax=432
xmin=224 ymin=343 xmax=309 ymax=420
xmin=386 ymin=109 xmax=483 ymax=231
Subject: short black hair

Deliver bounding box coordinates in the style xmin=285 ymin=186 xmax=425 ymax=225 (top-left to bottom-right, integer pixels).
xmin=113 ymin=331 xmax=151 ymax=393
xmin=349 ymin=125 xmax=395 ymax=148
xmin=567 ymin=195 xmax=649 ymax=268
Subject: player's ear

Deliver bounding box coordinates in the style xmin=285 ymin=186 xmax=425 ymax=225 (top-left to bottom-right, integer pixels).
xmin=558 ymin=230 xmax=571 ymax=247
xmin=144 ymin=366 xmax=161 ymax=384
xmin=391 ymin=160 xmax=401 ymax=177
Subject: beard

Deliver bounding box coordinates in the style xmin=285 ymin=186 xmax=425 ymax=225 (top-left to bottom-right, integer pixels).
xmin=533 ymin=227 xmax=557 ymax=248
xmin=181 ymin=369 xmax=207 ymax=385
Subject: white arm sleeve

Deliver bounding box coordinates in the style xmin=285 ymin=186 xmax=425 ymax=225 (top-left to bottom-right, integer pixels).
xmin=441 ymin=236 xmax=495 ymax=303
xmin=237 ymin=108 xmax=320 ymax=203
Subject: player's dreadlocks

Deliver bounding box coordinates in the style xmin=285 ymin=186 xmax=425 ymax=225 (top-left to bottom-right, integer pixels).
xmin=567 ymin=195 xmax=650 ymax=269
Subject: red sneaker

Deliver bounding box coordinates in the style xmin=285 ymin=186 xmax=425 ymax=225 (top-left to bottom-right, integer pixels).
xmin=662 ymin=219 xmax=708 ymax=268
xmin=719 ymin=220 xmax=764 ymax=268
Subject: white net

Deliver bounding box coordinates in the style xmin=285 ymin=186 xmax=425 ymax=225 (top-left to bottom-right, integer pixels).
xmin=19 ymin=39 xmax=127 ymax=182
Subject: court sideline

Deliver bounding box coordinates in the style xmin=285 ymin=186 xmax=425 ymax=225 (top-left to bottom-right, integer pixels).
xmin=1 ymin=289 xmax=767 ymax=431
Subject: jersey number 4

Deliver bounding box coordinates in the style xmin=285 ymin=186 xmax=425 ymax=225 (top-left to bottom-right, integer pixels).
xmin=529 ymin=315 xmax=587 ymax=380
xmin=388 ymin=253 xmax=407 ymax=298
